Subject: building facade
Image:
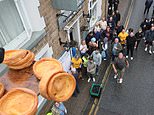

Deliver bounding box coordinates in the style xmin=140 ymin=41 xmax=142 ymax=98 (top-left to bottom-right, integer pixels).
xmin=0 ymin=0 xmax=106 ymax=114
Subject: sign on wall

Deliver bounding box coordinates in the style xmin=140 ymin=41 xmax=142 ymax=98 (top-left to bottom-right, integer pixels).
xmin=59 ymin=50 xmax=71 ymax=73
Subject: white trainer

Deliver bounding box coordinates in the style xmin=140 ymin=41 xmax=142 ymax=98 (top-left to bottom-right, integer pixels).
xmin=93 ymin=78 xmax=95 ymax=82
xmin=119 ymin=78 xmax=123 ymax=83
xmin=149 ymin=50 xmax=152 ymax=54
xmin=153 ymin=51 xmax=154 ymax=54
xmin=114 ymin=74 xmax=118 ymax=79
xmin=88 ymin=78 xmax=91 ymax=82
xmin=145 ymin=47 xmax=147 ymax=52
xmin=131 ymin=57 xmax=133 ymax=60
xmin=126 ymin=55 xmax=128 ymax=58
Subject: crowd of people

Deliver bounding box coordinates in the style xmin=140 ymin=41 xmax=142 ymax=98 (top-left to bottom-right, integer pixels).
xmin=70 ymin=0 xmax=154 ymax=89
xmin=47 ymin=0 xmax=154 ymax=114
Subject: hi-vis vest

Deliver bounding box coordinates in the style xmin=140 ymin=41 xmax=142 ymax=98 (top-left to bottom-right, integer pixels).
xmin=82 ymin=56 xmax=88 ymax=67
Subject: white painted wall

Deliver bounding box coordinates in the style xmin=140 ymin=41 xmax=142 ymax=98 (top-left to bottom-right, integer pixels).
xmin=22 ymin=0 xmax=46 ymax=31
xmin=97 ymin=0 xmax=102 ymax=19
xmin=72 ymin=20 xmax=81 ymax=45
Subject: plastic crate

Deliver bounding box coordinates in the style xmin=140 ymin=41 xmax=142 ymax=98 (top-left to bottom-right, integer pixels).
xmin=90 ymin=83 xmax=102 ymax=97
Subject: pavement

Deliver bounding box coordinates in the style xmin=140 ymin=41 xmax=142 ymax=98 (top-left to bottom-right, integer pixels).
xmin=96 ymin=0 xmax=154 ymax=115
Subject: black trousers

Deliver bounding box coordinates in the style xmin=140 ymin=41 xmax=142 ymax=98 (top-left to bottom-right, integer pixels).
xmin=136 ymin=40 xmax=141 ymax=49
xmin=127 ymin=45 xmax=134 ymax=57
xmin=114 ymin=4 xmax=118 ymax=11
xmin=144 ymin=6 xmax=150 ymax=14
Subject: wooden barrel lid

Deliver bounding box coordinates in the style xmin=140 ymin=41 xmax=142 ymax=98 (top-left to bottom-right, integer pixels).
xmin=0 ymin=88 xmax=38 ymax=115
xmin=3 ymin=50 xmax=27 ymax=65
xmin=8 ymin=52 xmax=35 ymax=70
xmin=48 ymin=72 xmax=76 ymax=102
xmin=33 ymin=58 xmax=63 ymax=79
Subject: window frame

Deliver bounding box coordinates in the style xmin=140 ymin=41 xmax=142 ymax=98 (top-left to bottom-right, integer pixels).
xmin=2 ymin=0 xmax=45 ymax=50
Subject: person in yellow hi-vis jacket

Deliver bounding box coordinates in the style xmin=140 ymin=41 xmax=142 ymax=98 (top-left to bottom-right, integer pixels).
xmin=118 ymin=29 xmax=128 ymax=48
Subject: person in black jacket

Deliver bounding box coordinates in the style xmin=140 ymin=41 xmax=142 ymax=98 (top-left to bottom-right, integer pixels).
xmin=135 ymin=29 xmax=143 ymax=50
xmin=115 ymin=21 xmax=124 ymax=35
xmin=113 ymin=0 xmax=119 ymax=12
xmin=144 ymin=26 xmax=154 ymax=54
xmin=126 ymin=32 xmax=137 ymax=60
xmin=115 ymin=10 xmax=121 ymax=25
xmin=107 ymin=17 xmax=116 ymax=31
xmin=144 ymin=0 xmax=153 ymax=14
xmin=108 ymin=0 xmax=113 ymax=16
xmin=140 ymin=18 xmax=150 ymax=36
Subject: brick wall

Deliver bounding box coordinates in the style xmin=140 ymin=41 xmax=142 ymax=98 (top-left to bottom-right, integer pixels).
xmin=31 ymin=0 xmax=66 ymax=59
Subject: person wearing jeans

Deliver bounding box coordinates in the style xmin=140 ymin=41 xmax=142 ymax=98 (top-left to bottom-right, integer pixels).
xmin=144 ymin=26 xmax=154 ymax=54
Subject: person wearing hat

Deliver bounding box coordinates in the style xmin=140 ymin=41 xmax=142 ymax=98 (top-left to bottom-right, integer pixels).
xmin=87 ymin=56 xmax=96 ymax=82
xmin=135 ymin=29 xmax=143 ymax=50
xmin=87 ymin=37 xmax=98 ymax=55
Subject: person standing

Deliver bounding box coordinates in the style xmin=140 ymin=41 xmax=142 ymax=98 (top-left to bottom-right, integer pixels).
xmin=135 ymin=29 xmax=143 ymax=50
xmin=115 ymin=21 xmax=124 ymax=35
xmin=126 ymin=32 xmax=137 ymax=60
xmin=79 ymin=40 xmax=88 ymax=57
xmin=92 ymin=49 xmax=102 ymax=75
xmin=51 ymin=102 xmax=67 ymax=115
xmin=102 ymin=26 xmax=113 ymax=41
xmin=115 ymin=10 xmax=121 ymax=25
xmin=144 ymin=0 xmax=153 ymax=15
xmin=99 ymin=17 xmax=108 ymax=31
xmin=144 ymin=26 xmax=154 ymax=54
xmin=113 ymin=0 xmax=119 ymax=12
xmin=108 ymin=0 xmax=113 ymax=16
xmin=118 ymin=29 xmax=128 ymax=49
xmin=111 ymin=38 xmax=122 ymax=61
xmin=101 ymin=37 xmax=108 ymax=60
xmin=112 ymin=53 xmax=129 ymax=83
xmin=107 ymin=17 xmax=116 ymax=31
xmin=87 ymin=56 xmax=96 ymax=82
xmin=71 ymin=55 xmax=83 ymax=79
xmin=82 ymin=54 xmax=89 ymax=78
xmin=70 ymin=65 xmax=80 ymax=97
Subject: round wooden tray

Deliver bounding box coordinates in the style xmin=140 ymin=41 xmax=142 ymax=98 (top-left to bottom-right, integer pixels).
xmin=0 ymin=88 xmax=38 ymax=115
xmin=39 ymin=71 xmax=76 ymax=102
xmin=3 ymin=50 xmax=27 ymax=65
xmin=33 ymin=58 xmax=63 ymax=79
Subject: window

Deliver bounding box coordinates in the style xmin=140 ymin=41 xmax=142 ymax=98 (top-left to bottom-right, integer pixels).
xmin=0 ymin=0 xmax=45 ymax=50
xmin=89 ymin=0 xmax=98 ymax=28
xmin=0 ymin=0 xmax=27 ymax=49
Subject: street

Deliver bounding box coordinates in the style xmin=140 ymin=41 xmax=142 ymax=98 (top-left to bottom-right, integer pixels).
xmin=96 ymin=0 xmax=154 ymax=115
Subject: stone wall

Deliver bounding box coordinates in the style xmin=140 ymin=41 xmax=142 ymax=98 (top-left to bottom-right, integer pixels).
xmin=31 ymin=0 xmax=66 ymax=59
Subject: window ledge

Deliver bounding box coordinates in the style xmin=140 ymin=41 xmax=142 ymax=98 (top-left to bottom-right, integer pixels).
xmin=21 ymin=29 xmax=46 ymax=50
xmin=0 ymin=29 xmax=46 ymax=77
